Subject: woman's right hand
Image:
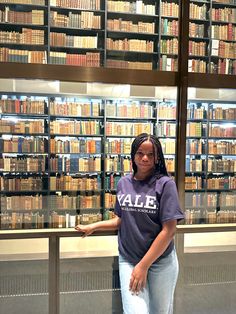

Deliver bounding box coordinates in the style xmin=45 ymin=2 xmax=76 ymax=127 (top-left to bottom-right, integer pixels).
xmin=75 ymin=224 xmax=95 ymax=237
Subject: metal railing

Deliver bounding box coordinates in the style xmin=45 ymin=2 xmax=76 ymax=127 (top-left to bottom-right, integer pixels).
xmin=1 ymin=224 xmax=236 ymax=314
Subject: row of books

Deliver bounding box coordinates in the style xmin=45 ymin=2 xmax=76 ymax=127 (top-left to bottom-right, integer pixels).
xmin=106 ymin=59 xmax=152 ymax=70
xmin=159 ymin=56 xmax=178 ymax=72
xmin=50 ymin=156 xmax=101 ymax=172
xmin=104 ymin=174 xmax=121 ymax=190
xmin=104 ymin=192 xmax=116 ymax=208
xmin=186 ymin=158 xmax=204 ymax=172
xmin=0 ymin=0 xmax=45 ymax=5
xmin=50 ymin=138 xmax=101 ymax=154
xmin=50 ymin=120 xmax=101 ymax=135
xmin=186 ymin=158 xmax=236 ymax=172
xmin=209 ymin=107 xmax=236 ymax=120
xmin=0 ymin=29 xmax=45 ymax=45
xmin=213 ymin=58 xmax=236 ymax=75
xmin=185 ymin=209 xmax=236 ymax=225
xmin=189 ymin=22 xmax=205 ymax=39
xmin=185 ymin=176 xmax=236 ymax=190
xmin=0 ymin=156 xmax=46 ymax=172
xmin=211 ymin=7 xmax=236 ymax=23
xmin=186 ymin=139 xmax=205 ymax=155
xmin=1 ymin=194 xmax=101 ymax=211
xmin=206 ymin=210 xmax=236 ymax=224
xmin=209 ymin=125 xmax=236 ymax=137
xmin=207 ymin=177 xmax=236 ymax=189
xmin=0 ymin=177 xmax=43 ymax=191
xmin=157 ymin=103 xmax=176 ymax=119
xmin=0 ymin=119 xmax=45 ymax=134
xmin=105 ymin=156 xmax=132 ymax=172
xmin=0 ymin=48 xmax=46 ymax=63
xmin=49 ymin=100 xmax=100 ymax=117
xmin=0 ymin=99 xmax=46 ymax=114
xmin=105 ymin=138 xmax=132 ymax=154
xmin=0 ymin=8 xmax=44 ymax=25
xmin=50 ymin=175 xmax=101 ymax=191
xmin=211 ymin=24 xmax=236 ymax=41
xmin=105 ymin=101 xmax=153 ymax=118
xmin=0 ymin=97 xmax=177 ymax=119
xmin=188 ymin=59 xmax=207 ymax=73
xmin=106 ymin=38 xmax=154 ymax=52
xmin=185 ymin=176 xmax=202 ymax=189
xmin=159 ymin=139 xmax=176 ymax=154
xmin=186 ymin=191 xmax=236 ymax=208
xmin=107 ymin=1 xmax=155 ymax=15
xmin=50 ymin=11 xmax=101 ymax=29
xmin=0 ymin=212 xmax=106 ymax=230
xmin=1 ymin=195 xmax=43 ymax=210
xmin=187 ymin=105 xmax=206 ymax=119
xmin=0 ymin=137 xmax=233 ymax=156
xmin=161 ymin=19 xmax=178 ymax=36
xmin=0 ymin=212 xmax=45 ymax=229
xmin=189 ymin=3 xmax=207 ymax=20
xmin=49 ymin=51 xmax=100 ymax=67
xmin=186 ymin=122 xmax=206 ymax=137
xmin=50 ymin=0 xmax=101 ymax=10
xmin=0 ymin=137 xmax=46 ymax=153
xmin=107 ymin=19 xmax=155 ymax=34
xmin=212 ymin=39 xmax=236 ymax=59
xmin=49 ymin=194 xmax=101 ymax=209
xmin=185 ymin=192 xmax=218 ymax=207
xmin=157 ymin=121 xmax=176 ymax=137
xmin=160 ymin=38 xmax=178 ymax=55
xmin=50 ymin=33 xmax=98 ymax=48
xmin=189 ymin=41 xmax=206 ymax=57
xmin=208 ymin=159 xmax=236 ymax=172
xmin=105 ymin=121 xmax=153 ymax=136
xmin=161 ymin=2 xmax=179 ymax=18
xmin=187 ymin=104 xmax=236 ymax=121
xmin=208 ymin=140 xmax=236 ymax=155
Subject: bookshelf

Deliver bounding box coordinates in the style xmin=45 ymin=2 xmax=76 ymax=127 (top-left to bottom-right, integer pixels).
xmin=0 ymin=0 xmax=181 ymax=71
xmin=0 ymin=93 xmax=177 ymax=229
xmin=185 ymin=100 xmax=236 ymax=224
xmin=189 ymin=0 xmax=236 ymax=74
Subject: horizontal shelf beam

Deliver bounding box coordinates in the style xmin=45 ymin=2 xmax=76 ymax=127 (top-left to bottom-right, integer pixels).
xmin=1 ymin=224 xmax=236 ymax=240
xmin=0 ymin=63 xmax=177 ymax=86
xmin=189 ymin=73 xmax=236 ymax=89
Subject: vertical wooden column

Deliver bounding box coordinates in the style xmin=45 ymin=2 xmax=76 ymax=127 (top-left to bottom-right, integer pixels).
xmin=49 ymin=235 xmax=60 ymax=314
xmin=175 ymin=0 xmax=190 ymax=209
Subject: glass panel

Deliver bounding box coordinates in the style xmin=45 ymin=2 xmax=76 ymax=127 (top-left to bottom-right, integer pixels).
xmin=59 ymin=236 xmax=122 ymax=314
xmin=185 ymin=88 xmax=236 ymax=224
xmin=0 ymin=238 xmax=49 ymax=314
xmin=0 ymin=83 xmax=178 ymax=229
xmin=175 ymin=231 xmax=236 ymax=313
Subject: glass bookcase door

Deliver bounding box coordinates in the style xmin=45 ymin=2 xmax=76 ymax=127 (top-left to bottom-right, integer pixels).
xmin=185 ymin=88 xmax=236 ymax=224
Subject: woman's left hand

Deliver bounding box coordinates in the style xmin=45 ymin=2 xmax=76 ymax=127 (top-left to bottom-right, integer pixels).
xmin=129 ymin=263 xmax=148 ymax=294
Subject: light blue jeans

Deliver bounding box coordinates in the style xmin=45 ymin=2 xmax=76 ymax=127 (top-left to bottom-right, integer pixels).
xmin=119 ymin=249 xmax=179 ymax=314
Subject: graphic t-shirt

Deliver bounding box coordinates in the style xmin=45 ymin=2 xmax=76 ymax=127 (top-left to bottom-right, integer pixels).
xmin=114 ymin=174 xmax=184 ymax=265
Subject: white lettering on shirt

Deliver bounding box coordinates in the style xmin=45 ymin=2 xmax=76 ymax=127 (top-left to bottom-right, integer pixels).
xmin=145 ymin=195 xmax=156 ymax=209
xmin=118 ymin=193 xmax=157 ymax=211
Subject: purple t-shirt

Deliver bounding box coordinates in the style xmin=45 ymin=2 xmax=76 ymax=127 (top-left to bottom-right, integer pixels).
xmin=114 ymin=174 xmax=184 ymax=265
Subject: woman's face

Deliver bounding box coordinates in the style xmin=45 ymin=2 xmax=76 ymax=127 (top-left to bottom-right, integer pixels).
xmin=134 ymin=140 xmax=156 ymax=176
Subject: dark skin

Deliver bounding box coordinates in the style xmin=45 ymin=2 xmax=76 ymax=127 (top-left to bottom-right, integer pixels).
xmin=76 ymin=140 xmax=177 ymax=294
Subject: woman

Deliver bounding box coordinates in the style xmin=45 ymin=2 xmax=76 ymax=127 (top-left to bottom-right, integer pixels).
xmin=75 ymin=133 xmax=184 ymax=314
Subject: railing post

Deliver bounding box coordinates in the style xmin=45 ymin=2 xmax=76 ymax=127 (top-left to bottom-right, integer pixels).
xmin=49 ymin=235 xmax=60 ymax=314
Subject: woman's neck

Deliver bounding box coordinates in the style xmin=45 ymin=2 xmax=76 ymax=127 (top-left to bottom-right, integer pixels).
xmin=134 ymin=170 xmax=153 ymax=181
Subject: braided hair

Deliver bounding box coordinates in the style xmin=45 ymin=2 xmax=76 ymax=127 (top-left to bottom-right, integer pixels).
xmin=131 ymin=133 xmax=168 ymax=177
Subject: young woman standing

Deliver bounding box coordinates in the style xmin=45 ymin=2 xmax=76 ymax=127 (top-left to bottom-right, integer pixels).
xmin=75 ymin=133 xmax=184 ymax=314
